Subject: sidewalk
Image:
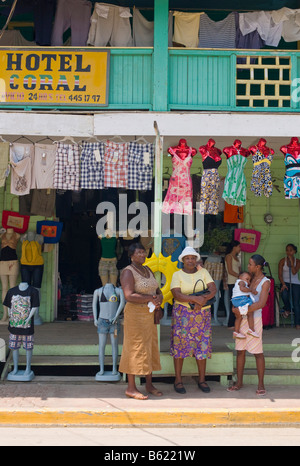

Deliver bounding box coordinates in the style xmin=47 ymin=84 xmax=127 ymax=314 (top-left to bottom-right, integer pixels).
xmin=0 ymin=378 xmax=300 ymax=427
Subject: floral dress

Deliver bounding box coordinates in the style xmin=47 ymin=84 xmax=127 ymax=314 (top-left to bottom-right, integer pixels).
xmin=222 ymin=152 xmax=247 ymax=206
xmin=162 ymin=148 xmax=193 ymax=215
xmin=250 ymin=148 xmax=273 ymax=197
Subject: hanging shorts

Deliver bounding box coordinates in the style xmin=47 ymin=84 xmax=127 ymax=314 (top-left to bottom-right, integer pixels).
xmin=9 ymin=334 xmax=34 ymax=350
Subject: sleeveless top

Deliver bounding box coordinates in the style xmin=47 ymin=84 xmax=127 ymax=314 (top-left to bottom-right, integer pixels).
xmin=21 ymin=240 xmax=44 ymax=266
xmin=282 ymin=258 xmax=300 ymax=285
xmin=252 ymin=276 xmax=270 ymax=319
xmin=0 ymin=232 xmax=19 ymax=261
xmin=126 ymin=265 xmax=158 ymax=296
xmin=225 ymin=255 xmax=240 ymax=285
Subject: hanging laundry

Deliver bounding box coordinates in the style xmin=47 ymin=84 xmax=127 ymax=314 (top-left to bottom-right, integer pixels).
xmin=51 ymin=0 xmax=92 ymax=46
xmin=239 ymin=11 xmax=282 ymax=47
xmin=80 ymin=141 xmax=105 ymax=189
xmin=249 ymin=139 xmax=274 ymax=198
xmin=198 ymin=13 xmax=236 ymax=48
xmin=127 ymin=142 xmax=154 ymax=190
xmin=33 ymin=144 xmax=56 ymax=189
xmin=0 ymin=142 xmax=9 ymax=188
xmin=53 ymin=142 xmax=80 ymax=190
xmin=173 ymin=11 xmax=202 ymax=47
xmin=235 ymin=12 xmax=265 ymax=50
xmin=133 ymin=9 xmax=154 ymax=46
xmin=104 ymin=141 xmax=128 ymax=189
xmin=87 ymin=3 xmax=132 ymax=47
xmin=10 ymin=143 xmax=34 ymax=196
xmin=271 ymin=8 xmax=300 ymax=42
xmin=0 ymin=31 xmax=36 ymax=46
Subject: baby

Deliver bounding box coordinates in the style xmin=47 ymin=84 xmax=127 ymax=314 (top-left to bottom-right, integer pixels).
xmin=231 ymin=272 xmax=259 ymax=339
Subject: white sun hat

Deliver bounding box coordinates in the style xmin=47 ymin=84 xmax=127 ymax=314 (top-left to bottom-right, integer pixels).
xmin=178 ymin=246 xmax=201 ymax=262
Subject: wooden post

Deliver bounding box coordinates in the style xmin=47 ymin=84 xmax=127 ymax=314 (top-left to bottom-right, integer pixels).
xmin=153 ymin=0 xmax=169 ymax=111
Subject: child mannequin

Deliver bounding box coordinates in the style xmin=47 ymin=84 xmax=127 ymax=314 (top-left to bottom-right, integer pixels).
xmin=231 ymin=272 xmax=259 ymax=339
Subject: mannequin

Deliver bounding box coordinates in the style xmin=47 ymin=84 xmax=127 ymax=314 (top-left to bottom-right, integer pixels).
xmin=162 ymin=139 xmax=196 ymax=216
xmin=20 ymin=231 xmax=44 ymax=325
xmin=198 ymin=139 xmax=222 ymax=215
xmin=222 ymin=140 xmax=249 ymax=206
xmin=98 ymin=231 xmax=118 ymax=286
xmin=281 ymin=137 xmax=300 ymax=199
xmin=3 ymin=281 xmax=39 ymax=381
xmin=0 ymin=228 xmax=20 ymax=324
xmin=249 ymin=138 xmax=274 ymax=197
xmin=93 ymin=283 xmax=125 ymax=381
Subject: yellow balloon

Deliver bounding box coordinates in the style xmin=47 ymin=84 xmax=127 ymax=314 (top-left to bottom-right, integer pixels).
xmin=144 ymin=252 xmax=179 ymax=305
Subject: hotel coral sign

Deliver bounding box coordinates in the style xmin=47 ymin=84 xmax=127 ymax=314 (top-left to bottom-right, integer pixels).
xmin=0 ymin=48 xmax=110 ymax=107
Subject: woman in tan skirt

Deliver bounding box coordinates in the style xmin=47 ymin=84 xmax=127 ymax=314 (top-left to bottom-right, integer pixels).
xmin=119 ymin=243 xmax=163 ymax=400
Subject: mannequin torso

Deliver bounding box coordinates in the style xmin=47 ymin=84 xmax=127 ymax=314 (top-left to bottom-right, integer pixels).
xmin=222 ymin=140 xmax=248 ymax=206
xmin=282 ymin=138 xmax=300 ymax=199
xmin=199 ymin=139 xmax=222 ymax=169
xmin=168 ymin=139 xmax=197 ymax=160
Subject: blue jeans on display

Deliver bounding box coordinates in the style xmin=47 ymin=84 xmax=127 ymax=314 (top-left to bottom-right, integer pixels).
xmin=281 ymin=282 xmax=300 ymax=326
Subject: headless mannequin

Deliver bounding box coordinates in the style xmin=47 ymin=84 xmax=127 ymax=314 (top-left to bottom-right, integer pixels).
xmin=7 ymin=282 xmax=38 ymax=382
xmin=223 ymin=139 xmax=250 ymax=159
xmin=0 ymin=228 xmax=20 ymax=324
xmin=199 ymin=138 xmax=222 ymax=164
xmin=280 ymin=137 xmax=300 ymax=157
xmin=98 ymin=231 xmax=118 ymax=286
xmin=168 ymin=139 xmax=197 ymax=160
xmin=20 ymin=231 xmax=44 ymax=325
xmin=93 ymin=283 xmax=125 ymax=381
xmin=249 ymin=138 xmax=274 ymax=157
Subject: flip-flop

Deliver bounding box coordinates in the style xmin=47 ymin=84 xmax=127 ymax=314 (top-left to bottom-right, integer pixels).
xmin=256 ymin=389 xmax=266 ymax=396
xmin=226 ymin=385 xmax=242 ymax=392
xmin=126 ymin=392 xmax=148 ymax=400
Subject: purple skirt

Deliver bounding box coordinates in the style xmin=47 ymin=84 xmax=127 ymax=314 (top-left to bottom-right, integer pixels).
xmin=170 ymin=303 xmax=212 ymax=360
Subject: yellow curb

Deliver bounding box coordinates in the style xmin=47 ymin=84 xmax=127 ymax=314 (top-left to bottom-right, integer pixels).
xmin=0 ymin=409 xmax=300 ymax=426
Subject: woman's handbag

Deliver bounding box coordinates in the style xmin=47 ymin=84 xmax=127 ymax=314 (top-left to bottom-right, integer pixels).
xmin=36 ymin=220 xmax=63 ymax=244
xmin=2 ymin=196 xmax=29 ymax=234
xmin=189 ymin=279 xmax=216 ymax=310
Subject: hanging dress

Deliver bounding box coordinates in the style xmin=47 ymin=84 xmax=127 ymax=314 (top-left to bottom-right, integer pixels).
xmin=222 ymin=152 xmax=247 ymax=206
xmin=162 ymin=148 xmax=193 ymax=216
xmin=284 ymin=152 xmax=300 ymax=199
xmin=250 ymin=148 xmax=273 ymax=197
xmin=199 ymin=154 xmax=222 ymax=215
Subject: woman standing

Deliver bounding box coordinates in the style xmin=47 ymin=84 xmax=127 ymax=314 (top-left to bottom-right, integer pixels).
xmin=227 ymin=254 xmax=270 ymax=396
xmin=225 ymin=240 xmax=241 ymax=328
xmin=170 ymin=247 xmax=217 ymax=394
xmin=278 ymin=244 xmax=300 ymax=329
xmin=119 ymin=243 xmax=163 ymax=400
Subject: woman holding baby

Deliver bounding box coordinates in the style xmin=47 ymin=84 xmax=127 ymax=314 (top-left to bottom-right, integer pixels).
xmin=227 ymin=254 xmax=270 ymax=396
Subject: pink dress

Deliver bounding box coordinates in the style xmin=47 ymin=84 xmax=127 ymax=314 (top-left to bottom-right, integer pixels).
xmin=162 ymin=148 xmax=193 ymax=215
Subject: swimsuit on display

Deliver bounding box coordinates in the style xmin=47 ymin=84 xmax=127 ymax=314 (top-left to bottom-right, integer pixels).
xmin=222 ymin=151 xmax=247 ymax=206
xmin=250 ymin=148 xmax=273 ymax=197
xmin=162 ymin=148 xmax=193 ymax=216
xmin=284 ymin=152 xmax=300 ymax=199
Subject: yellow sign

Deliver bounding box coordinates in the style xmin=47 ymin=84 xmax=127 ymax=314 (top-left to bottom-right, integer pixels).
xmin=0 ymin=48 xmax=110 ymax=107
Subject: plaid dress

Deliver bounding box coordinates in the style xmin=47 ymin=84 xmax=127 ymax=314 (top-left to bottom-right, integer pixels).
xmin=80 ymin=141 xmax=105 ymax=189
xmin=54 ymin=142 xmax=80 ymax=190
xmin=104 ymin=140 xmax=128 ymax=188
xmin=127 ymin=142 xmax=154 ymax=190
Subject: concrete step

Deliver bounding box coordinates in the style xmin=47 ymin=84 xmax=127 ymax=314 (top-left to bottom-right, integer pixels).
xmin=243 ymin=369 xmax=300 ymax=385
xmin=236 ymin=355 xmax=300 ymax=371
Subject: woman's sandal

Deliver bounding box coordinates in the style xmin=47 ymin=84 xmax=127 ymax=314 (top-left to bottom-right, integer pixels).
xmin=146 ymin=388 xmax=163 ymax=397
xmin=174 ymin=382 xmax=186 ymax=394
xmin=226 ymin=384 xmax=242 ymax=392
xmin=256 ymin=389 xmax=266 ymax=396
xmin=126 ymin=392 xmax=148 ymax=400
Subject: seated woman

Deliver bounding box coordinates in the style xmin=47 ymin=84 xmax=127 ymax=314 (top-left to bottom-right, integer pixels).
xmin=170 ymin=247 xmax=217 ymax=395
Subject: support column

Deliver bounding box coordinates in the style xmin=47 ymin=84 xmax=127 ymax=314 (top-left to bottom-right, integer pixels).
xmin=153 ymin=0 xmax=169 ymax=111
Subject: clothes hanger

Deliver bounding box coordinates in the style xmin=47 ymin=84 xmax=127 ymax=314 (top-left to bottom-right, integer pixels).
xmin=53 ymin=136 xmax=78 ymax=145
xmin=134 ymin=136 xmax=152 ymax=144
xmin=0 ymin=135 xmax=7 ymax=143
xmin=108 ymin=135 xmax=127 ymax=143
